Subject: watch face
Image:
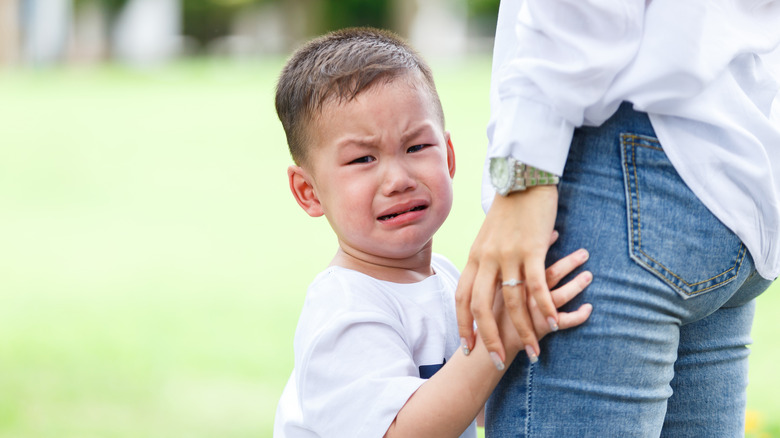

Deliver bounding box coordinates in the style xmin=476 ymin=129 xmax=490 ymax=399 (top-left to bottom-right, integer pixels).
xmin=490 ymin=158 xmax=511 ymax=191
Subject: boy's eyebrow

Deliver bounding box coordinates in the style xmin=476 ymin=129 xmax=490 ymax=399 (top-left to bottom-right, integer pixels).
xmin=401 ymin=123 xmax=436 ymax=144
xmin=336 ymin=136 xmax=377 ymax=148
xmin=334 ymin=123 xmax=437 ymax=149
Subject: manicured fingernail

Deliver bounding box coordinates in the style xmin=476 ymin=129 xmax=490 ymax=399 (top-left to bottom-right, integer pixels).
xmin=489 ymin=352 xmax=505 ymax=371
xmin=547 ymin=316 xmax=559 ymax=332
xmin=525 ymin=345 xmax=539 ymax=364
xmin=460 ymin=338 xmax=470 ymax=356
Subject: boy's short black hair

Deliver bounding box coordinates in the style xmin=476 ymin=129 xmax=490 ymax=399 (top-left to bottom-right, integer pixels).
xmin=275 ymin=27 xmax=444 ymax=166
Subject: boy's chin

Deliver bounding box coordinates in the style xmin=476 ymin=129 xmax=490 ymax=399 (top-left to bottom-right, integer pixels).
xmin=375 ymin=242 xmax=434 ymax=260
xmin=354 ymin=241 xmax=433 ymax=260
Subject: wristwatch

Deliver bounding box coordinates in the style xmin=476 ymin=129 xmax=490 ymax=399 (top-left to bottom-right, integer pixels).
xmin=489 ymin=157 xmax=560 ymax=196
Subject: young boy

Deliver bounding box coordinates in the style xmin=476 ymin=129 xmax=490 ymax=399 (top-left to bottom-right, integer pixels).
xmin=273 ymin=28 xmax=593 ymax=438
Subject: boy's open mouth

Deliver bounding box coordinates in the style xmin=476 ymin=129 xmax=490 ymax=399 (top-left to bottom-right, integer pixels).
xmin=378 ymin=205 xmax=427 ymax=221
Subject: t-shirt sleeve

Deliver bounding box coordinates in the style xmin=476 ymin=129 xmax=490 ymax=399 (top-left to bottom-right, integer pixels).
xmin=294 ymin=298 xmax=424 ymax=437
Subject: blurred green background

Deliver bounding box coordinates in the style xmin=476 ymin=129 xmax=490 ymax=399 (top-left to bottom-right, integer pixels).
xmin=1 ymin=1 xmax=779 ymax=437
xmin=1 ymin=57 xmax=779 ymax=438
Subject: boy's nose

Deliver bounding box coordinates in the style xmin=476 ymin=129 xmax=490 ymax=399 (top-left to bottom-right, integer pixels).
xmin=381 ymin=160 xmax=417 ymax=196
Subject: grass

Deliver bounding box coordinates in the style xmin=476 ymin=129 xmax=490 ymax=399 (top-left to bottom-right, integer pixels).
xmin=0 ymin=58 xmax=778 ymax=437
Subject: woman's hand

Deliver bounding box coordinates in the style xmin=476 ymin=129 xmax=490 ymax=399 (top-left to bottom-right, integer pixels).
xmin=456 ymin=186 xmax=561 ymax=366
xmin=494 ymin=250 xmax=593 ymax=363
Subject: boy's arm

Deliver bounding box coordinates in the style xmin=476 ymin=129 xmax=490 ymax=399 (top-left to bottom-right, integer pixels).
xmin=385 ymin=331 xmax=514 ymax=437
xmin=385 ymin=252 xmax=592 ymax=438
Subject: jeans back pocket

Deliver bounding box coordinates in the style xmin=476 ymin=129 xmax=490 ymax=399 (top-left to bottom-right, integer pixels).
xmin=620 ymin=133 xmax=747 ymax=298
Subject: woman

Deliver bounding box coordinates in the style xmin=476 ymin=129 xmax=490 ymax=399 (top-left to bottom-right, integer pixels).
xmin=456 ymin=0 xmax=780 ymax=435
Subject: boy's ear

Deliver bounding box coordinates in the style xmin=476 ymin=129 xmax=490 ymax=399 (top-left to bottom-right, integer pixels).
xmin=288 ymin=165 xmax=324 ymax=217
xmin=445 ymin=132 xmax=456 ymax=178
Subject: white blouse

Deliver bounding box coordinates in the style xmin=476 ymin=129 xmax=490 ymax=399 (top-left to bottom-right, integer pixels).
xmin=482 ymin=0 xmax=780 ymax=279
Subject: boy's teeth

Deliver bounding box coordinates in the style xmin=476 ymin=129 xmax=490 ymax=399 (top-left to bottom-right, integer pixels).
xmin=379 ymin=205 xmax=426 ymax=221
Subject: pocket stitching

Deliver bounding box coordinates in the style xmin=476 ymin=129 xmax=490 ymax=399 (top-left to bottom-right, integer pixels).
xmin=637 ymin=245 xmax=746 ymax=291
xmin=621 ymin=133 xmax=745 ymax=297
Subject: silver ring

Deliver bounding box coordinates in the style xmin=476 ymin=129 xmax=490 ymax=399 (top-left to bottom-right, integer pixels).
xmin=501 ymin=278 xmax=524 ymax=287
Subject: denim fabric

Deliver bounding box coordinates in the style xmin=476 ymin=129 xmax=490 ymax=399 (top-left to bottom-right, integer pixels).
xmin=486 ymin=103 xmax=774 ymax=437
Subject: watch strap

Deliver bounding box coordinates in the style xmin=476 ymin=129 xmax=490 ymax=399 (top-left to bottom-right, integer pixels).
xmin=516 ymin=163 xmax=559 ymax=190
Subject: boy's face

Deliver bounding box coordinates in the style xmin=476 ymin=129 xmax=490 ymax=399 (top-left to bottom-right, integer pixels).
xmin=289 ymin=76 xmax=455 ymax=263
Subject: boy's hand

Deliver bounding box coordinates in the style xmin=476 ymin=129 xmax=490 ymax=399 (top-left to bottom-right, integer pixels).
xmin=385 ymin=248 xmax=591 ymax=438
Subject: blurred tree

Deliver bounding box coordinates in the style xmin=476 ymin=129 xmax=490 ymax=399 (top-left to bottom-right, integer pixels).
xmin=390 ymin=0 xmax=416 ymax=39
xmin=73 ymin=0 xmax=269 ymax=50
xmin=318 ymin=0 xmax=391 ymax=33
xmin=466 ymin=0 xmax=499 ymax=36
xmin=67 ymin=0 xmax=501 ymax=56
xmin=466 ymin=0 xmax=498 ymax=18
xmin=74 ymin=0 xmax=125 ymax=15
xmin=182 ymin=0 xmax=266 ymax=48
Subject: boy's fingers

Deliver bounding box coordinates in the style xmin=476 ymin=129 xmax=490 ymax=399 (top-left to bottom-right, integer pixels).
xmin=548 ymin=229 xmax=560 ymax=246
xmin=455 ymin=263 xmax=478 ymax=353
xmin=545 ymin=248 xmax=589 ymax=289
xmin=527 ymin=271 xmax=593 ymax=337
xmin=550 ymin=271 xmax=593 ymax=307
xmin=556 ymin=303 xmax=593 ymax=330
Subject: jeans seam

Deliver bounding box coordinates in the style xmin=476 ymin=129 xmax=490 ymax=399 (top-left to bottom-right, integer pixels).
xmin=525 ymin=361 xmax=535 ymax=437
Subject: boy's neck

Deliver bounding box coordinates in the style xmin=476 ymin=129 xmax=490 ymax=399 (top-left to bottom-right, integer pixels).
xmin=330 ymin=243 xmax=435 ymax=284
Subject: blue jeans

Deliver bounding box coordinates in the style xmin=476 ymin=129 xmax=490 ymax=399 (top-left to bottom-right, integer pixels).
xmin=486 ymin=103 xmax=774 ymax=437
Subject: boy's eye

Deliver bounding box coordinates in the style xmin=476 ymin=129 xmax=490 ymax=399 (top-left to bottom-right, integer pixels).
xmin=407 ymin=144 xmax=430 ymax=153
xmin=348 ymin=156 xmax=375 ymax=164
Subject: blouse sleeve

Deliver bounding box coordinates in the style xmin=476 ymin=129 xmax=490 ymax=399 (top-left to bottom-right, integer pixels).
xmin=486 ymin=0 xmax=647 ymax=173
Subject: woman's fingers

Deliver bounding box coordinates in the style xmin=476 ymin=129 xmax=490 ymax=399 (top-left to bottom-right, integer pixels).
xmin=501 ymin=280 xmax=539 ymax=364
xmin=471 ymin=263 xmax=506 ymax=369
xmin=525 ymin=257 xmax=559 ymax=334
xmin=455 ymin=263 xmax=478 ymax=355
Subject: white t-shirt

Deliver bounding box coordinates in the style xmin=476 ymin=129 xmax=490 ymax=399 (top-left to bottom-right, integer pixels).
xmin=274 ymin=254 xmax=477 ymax=438
xmin=482 ymin=0 xmax=780 ymax=279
